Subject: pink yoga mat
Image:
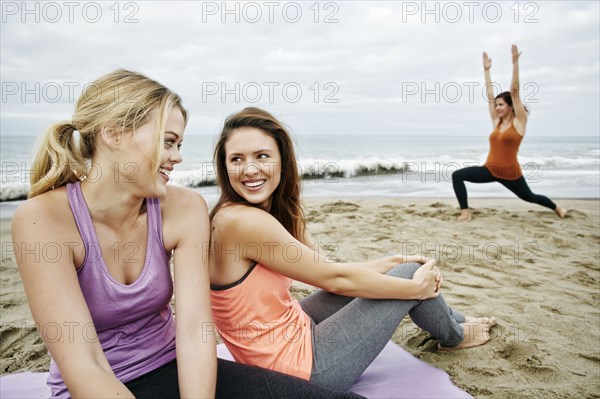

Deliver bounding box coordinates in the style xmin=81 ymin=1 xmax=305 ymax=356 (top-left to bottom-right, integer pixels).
xmin=1 ymin=342 xmax=472 ymax=398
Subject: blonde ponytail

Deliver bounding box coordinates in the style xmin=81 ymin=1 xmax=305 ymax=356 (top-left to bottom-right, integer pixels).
xmin=28 ymin=122 xmax=88 ymax=198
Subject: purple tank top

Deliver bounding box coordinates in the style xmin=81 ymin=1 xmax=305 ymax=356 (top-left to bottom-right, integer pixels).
xmin=48 ymin=182 xmax=176 ymax=398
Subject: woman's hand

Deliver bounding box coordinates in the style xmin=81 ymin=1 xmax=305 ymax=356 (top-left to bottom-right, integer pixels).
xmin=412 ymin=259 xmax=442 ymax=299
xmin=483 ymin=52 xmax=492 ymax=71
xmin=512 ymin=44 xmax=522 ymax=64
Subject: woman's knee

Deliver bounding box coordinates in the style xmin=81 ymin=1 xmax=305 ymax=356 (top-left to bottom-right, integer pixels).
xmin=451 ymin=170 xmax=462 ymax=183
xmin=386 ymin=262 xmax=421 ymax=279
xmin=452 ymin=166 xmax=477 ymax=182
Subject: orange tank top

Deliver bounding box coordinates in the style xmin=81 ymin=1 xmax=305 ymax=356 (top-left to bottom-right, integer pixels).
xmin=210 ymin=263 xmax=314 ymax=380
xmin=484 ymin=122 xmax=523 ymax=180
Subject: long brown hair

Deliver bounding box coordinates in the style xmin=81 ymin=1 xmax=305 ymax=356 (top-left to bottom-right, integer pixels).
xmin=210 ymin=107 xmax=306 ymax=240
xmin=29 ymin=69 xmax=187 ymax=198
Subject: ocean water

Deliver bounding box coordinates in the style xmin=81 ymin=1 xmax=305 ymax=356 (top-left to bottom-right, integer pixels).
xmin=1 ymin=134 xmax=598 ymax=207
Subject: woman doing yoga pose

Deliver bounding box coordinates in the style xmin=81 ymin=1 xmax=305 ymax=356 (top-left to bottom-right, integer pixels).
xmin=452 ymin=45 xmax=567 ymax=221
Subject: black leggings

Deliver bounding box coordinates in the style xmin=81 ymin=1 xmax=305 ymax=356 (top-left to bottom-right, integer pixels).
xmin=452 ymin=166 xmax=557 ymax=210
xmin=125 ymin=358 xmax=364 ymax=399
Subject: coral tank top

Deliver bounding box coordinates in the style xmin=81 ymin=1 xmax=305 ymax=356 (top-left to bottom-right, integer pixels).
xmin=210 ymin=263 xmax=313 ymax=380
xmin=484 ymin=122 xmax=523 ymax=180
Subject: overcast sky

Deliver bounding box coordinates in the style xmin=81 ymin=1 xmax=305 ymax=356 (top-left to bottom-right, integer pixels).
xmin=1 ymin=0 xmax=598 ymax=137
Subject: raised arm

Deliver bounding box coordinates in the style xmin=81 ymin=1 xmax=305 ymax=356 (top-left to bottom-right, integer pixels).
xmin=510 ymin=44 xmax=528 ymax=130
xmin=164 ymin=187 xmax=217 ymax=398
xmin=216 ymin=206 xmax=440 ymax=300
xmin=483 ymin=51 xmax=498 ymax=126
xmin=12 ymin=199 xmax=134 ymax=398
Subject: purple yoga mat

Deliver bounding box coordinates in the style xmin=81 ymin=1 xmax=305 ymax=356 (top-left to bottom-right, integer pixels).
xmin=1 ymin=342 xmax=472 ymax=398
xmin=347 ymin=342 xmax=472 ymax=398
xmin=0 ymin=371 xmax=50 ymax=398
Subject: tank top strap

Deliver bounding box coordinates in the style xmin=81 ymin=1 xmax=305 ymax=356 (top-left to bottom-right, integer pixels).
xmin=66 ymin=182 xmax=167 ymax=261
xmin=66 ymin=181 xmax=98 ymax=248
xmin=145 ymin=197 xmax=166 ymax=251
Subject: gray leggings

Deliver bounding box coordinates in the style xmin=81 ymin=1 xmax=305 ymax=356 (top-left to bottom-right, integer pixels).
xmin=300 ymin=263 xmax=465 ymax=391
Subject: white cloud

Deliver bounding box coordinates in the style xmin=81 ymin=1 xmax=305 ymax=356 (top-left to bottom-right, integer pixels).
xmin=1 ymin=0 xmax=598 ymax=137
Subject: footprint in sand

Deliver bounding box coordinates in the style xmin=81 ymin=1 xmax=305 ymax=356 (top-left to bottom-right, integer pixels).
xmin=495 ymin=342 xmax=558 ymax=374
xmin=429 ymin=202 xmax=448 ymax=208
xmin=540 ymin=304 xmax=564 ymax=315
xmin=0 ymin=325 xmax=50 ymax=373
xmin=516 ymin=280 xmax=540 ymax=288
xmin=567 ymin=270 xmax=599 ymax=287
xmin=462 ymin=385 xmax=493 ymax=397
xmin=320 ymin=200 xmax=360 ymax=214
xmin=465 ymin=365 xmax=506 ymax=377
xmin=371 ymin=234 xmax=390 ymax=242
xmin=306 ymin=209 xmax=329 ymax=223
xmin=377 ymin=210 xmax=401 ymax=220
xmin=578 ymin=352 xmax=600 ymax=364
xmin=551 ymin=237 xmax=576 ymax=249
xmin=418 ymin=209 xmax=447 ymax=219
xmin=571 ymin=260 xmax=599 ymax=272
xmin=564 ymin=210 xmax=588 ymax=218
xmin=403 ymin=329 xmax=437 ymax=351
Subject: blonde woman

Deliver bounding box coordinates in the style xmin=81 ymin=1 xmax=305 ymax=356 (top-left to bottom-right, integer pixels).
xmin=12 ymin=70 xmax=361 ymax=399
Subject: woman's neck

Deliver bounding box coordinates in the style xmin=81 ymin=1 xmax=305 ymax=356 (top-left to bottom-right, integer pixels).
xmin=79 ymin=179 xmax=145 ymax=229
xmin=499 ymin=115 xmax=515 ymax=126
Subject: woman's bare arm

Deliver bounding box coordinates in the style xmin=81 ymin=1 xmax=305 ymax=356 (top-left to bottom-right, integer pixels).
xmin=165 ymin=187 xmax=216 ymax=398
xmin=483 ymin=51 xmax=499 ymax=127
xmin=510 ymin=44 xmax=528 ymax=134
xmin=12 ymin=198 xmax=134 ymax=398
xmin=214 ymin=205 xmax=440 ymax=300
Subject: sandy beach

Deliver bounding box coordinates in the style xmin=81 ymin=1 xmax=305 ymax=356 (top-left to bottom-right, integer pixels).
xmin=1 ymin=197 xmax=599 ymax=398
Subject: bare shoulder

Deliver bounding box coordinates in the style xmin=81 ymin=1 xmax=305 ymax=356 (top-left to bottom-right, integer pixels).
xmin=12 ymin=188 xmax=82 ymax=270
xmin=161 ymin=186 xmax=209 ymax=251
xmin=212 ymin=203 xmax=272 ymax=233
xmin=161 ymin=185 xmax=208 ymax=219
xmin=13 ymin=187 xmax=73 ymax=235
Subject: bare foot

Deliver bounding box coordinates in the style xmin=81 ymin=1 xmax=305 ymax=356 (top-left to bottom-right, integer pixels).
xmin=555 ymin=206 xmax=567 ymax=218
xmin=438 ymin=316 xmax=496 ymax=351
xmin=457 ymin=209 xmax=472 ymax=222
xmin=465 ymin=316 xmax=496 ymax=329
